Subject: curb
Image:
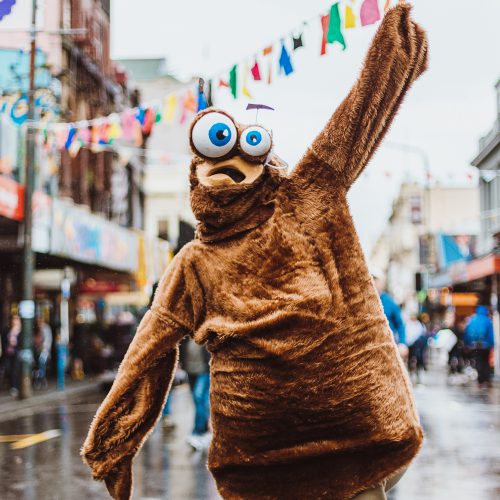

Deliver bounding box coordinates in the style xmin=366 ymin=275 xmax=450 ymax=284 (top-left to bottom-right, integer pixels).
xmin=0 ymin=380 xmax=103 ymax=424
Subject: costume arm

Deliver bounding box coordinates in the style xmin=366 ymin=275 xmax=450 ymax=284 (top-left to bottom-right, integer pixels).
xmin=81 ymin=254 xmax=195 ymax=500
xmin=292 ymin=3 xmax=428 ymax=189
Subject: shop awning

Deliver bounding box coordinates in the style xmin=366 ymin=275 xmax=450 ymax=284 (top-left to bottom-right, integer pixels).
xmin=430 ymin=254 xmax=500 ymax=288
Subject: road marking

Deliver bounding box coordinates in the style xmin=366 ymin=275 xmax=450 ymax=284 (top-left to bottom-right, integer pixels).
xmin=0 ymin=429 xmax=62 ymax=450
xmin=0 ymin=434 xmax=32 ymax=443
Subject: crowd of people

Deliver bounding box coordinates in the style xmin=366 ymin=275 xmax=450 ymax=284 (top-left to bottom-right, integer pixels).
xmin=0 ymin=314 xmax=53 ymax=395
xmin=372 ymin=270 xmax=496 ymax=389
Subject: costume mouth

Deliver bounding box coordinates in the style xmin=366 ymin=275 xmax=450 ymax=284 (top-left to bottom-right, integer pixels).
xmin=208 ymin=166 xmax=246 ymax=184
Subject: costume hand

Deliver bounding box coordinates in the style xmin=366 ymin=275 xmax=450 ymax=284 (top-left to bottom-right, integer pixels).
xmin=104 ymin=457 xmax=133 ymax=500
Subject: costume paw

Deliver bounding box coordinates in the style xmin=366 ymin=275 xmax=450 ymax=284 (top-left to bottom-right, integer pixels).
xmin=104 ymin=457 xmax=133 ymax=500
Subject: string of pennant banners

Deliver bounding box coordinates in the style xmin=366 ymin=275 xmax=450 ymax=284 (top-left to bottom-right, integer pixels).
xmin=0 ymin=0 xmax=397 ymax=157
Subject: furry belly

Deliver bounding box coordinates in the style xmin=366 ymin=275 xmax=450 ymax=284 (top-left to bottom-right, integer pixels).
xmin=207 ymin=315 xmax=420 ymax=473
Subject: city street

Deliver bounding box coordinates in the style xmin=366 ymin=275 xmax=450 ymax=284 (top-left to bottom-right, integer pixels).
xmin=0 ymin=367 xmax=499 ymax=500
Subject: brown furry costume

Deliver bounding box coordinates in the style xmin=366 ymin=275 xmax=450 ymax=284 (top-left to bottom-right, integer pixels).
xmin=82 ymin=4 xmax=428 ymax=499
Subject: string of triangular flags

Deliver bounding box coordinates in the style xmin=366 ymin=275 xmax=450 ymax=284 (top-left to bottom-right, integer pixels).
xmin=216 ymin=0 xmax=395 ymax=100
xmin=0 ymin=0 xmax=396 ymax=157
xmin=359 ymin=166 xmax=478 ymax=185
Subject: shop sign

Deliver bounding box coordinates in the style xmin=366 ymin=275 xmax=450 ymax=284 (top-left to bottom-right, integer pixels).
xmin=448 ymin=260 xmax=468 ymax=285
xmin=0 ymin=174 xmax=24 ymax=220
xmin=50 ymin=199 xmax=139 ymax=273
xmin=79 ymin=279 xmax=129 ymax=294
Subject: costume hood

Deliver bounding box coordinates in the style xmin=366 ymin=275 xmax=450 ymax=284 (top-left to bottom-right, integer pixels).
xmin=189 ymin=150 xmax=284 ymax=243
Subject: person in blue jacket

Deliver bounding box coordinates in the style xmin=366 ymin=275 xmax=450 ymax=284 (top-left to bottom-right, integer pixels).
xmin=464 ymin=305 xmax=495 ymax=387
xmin=372 ymin=268 xmax=407 ymax=359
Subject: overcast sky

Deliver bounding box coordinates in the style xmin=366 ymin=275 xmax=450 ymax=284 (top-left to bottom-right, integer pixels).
xmin=113 ymin=0 xmax=500 ymax=253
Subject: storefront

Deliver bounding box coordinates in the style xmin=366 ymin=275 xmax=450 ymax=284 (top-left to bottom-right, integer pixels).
xmin=0 ymin=175 xmax=172 ymax=377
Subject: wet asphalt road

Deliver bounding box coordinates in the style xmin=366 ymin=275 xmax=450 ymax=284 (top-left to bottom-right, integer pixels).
xmin=0 ymin=368 xmax=499 ymax=500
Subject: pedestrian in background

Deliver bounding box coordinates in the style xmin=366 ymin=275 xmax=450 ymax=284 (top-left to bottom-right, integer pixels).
xmin=464 ymin=305 xmax=495 ymax=388
xmin=180 ymin=337 xmax=211 ymax=451
xmin=1 ymin=314 xmax=21 ymax=396
xmin=449 ymin=318 xmax=466 ymax=377
xmin=371 ymin=268 xmax=408 ymax=360
xmin=406 ymin=313 xmax=427 ymax=385
xmin=33 ymin=317 xmax=53 ymax=389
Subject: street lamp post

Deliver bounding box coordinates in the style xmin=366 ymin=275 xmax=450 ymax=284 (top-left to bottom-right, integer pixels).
xmin=18 ymin=0 xmax=37 ymax=400
xmin=11 ymin=2 xmax=87 ymax=399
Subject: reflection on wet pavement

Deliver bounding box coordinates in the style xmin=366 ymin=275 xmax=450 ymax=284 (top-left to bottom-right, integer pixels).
xmin=0 ymin=369 xmax=499 ymax=499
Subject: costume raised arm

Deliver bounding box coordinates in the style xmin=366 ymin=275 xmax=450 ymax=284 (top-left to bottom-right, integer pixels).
xmin=292 ymin=3 xmax=428 ymax=189
xmin=81 ymin=252 xmax=196 ymax=500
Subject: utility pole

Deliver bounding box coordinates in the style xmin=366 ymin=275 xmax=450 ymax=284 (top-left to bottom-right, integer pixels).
xmin=19 ymin=0 xmax=38 ymax=399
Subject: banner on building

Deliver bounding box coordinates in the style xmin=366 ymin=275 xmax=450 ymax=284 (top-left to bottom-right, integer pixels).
xmin=0 ymin=174 xmax=23 ymax=221
xmin=50 ymin=199 xmax=140 ymax=273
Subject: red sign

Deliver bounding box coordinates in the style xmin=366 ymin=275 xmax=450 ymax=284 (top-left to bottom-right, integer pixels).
xmin=79 ymin=279 xmax=130 ymax=294
xmin=0 ymin=175 xmax=24 ymax=221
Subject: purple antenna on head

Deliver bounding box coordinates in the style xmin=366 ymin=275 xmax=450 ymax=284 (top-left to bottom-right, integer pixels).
xmin=246 ymin=103 xmax=275 ymax=111
xmin=246 ymin=103 xmax=275 ymax=123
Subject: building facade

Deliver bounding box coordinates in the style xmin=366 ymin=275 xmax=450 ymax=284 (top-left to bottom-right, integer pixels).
xmin=116 ymin=58 xmax=196 ymax=250
xmin=370 ymin=182 xmax=480 ymax=314
xmin=0 ymin=2 xmax=170 ymax=379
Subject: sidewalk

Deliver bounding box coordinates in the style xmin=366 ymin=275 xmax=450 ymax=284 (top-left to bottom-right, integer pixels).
xmin=0 ymin=375 xmax=108 ymax=423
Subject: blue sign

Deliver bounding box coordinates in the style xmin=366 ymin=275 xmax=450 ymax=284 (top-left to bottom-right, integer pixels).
xmin=10 ymin=95 xmax=28 ymax=125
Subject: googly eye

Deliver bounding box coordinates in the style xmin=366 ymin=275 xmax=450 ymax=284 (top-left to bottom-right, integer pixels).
xmin=191 ymin=112 xmax=237 ymax=158
xmin=240 ymin=126 xmax=272 ymax=157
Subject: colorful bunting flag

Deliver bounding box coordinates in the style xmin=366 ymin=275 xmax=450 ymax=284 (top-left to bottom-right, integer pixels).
xmin=68 ymin=138 xmax=82 ymax=158
xmin=77 ymin=127 xmax=91 ymax=144
xmin=21 ymin=0 xmax=393 ymax=153
xmin=142 ymin=108 xmax=156 ymax=135
xmin=229 ymin=64 xmax=238 ymax=98
xmin=163 ymin=94 xmax=177 ymax=123
xmin=320 ymin=14 xmax=330 ymax=56
xmin=64 ymin=126 xmax=76 ymax=150
xmin=327 ymin=3 xmax=346 ymax=50
xmin=345 ymin=4 xmax=356 ymax=28
xmin=360 ymin=0 xmax=381 ymax=26
xmin=136 ymin=107 xmax=146 ymax=126
xmin=251 ymin=60 xmax=261 ymax=81
xmin=108 ymin=121 xmax=123 ymax=141
xmin=242 ymin=64 xmax=253 ymax=98
xmin=292 ymin=33 xmax=304 ymax=51
xmin=279 ymin=43 xmax=294 ymax=76
xmin=90 ymin=124 xmax=100 ymax=145
xmin=121 ymin=109 xmax=137 ymax=139
xmin=262 ymin=46 xmax=273 ymax=84
xmin=179 ymin=90 xmax=197 ymax=124
xmin=197 ymin=88 xmax=208 ymax=111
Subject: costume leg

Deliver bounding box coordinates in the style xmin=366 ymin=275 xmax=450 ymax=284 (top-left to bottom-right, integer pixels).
xmin=352 ymin=467 xmax=406 ymax=499
xmin=384 ymin=468 xmax=406 ymax=492
xmin=351 ymin=486 xmax=386 ymax=500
